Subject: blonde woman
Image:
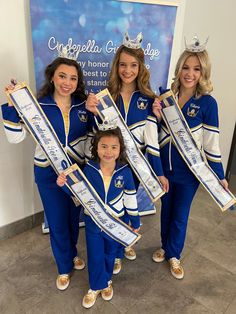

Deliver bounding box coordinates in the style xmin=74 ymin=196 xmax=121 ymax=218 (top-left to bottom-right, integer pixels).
xmin=153 ymin=38 xmax=228 ymax=279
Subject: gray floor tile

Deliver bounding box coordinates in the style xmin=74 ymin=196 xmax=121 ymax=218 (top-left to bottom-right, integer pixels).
xmin=0 ymin=184 xmax=236 ymax=314
xmin=178 ymin=252 xmax=236 ymax=313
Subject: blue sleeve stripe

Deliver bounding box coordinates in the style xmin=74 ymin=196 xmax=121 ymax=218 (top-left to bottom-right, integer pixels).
xmin=124 ymin=191 xmax=136 ymax=196
xmin=67 ymin=150 xmax=84 ymax=164
xmin=132 ymin=134 xmax=144 ymax=146
xmin=203 ymin=124 xmax=219 ymax=133
xmin=70 ymin=135 xmax=87 ymax=146
xmin=160 ymin=125 xmax=169 ymax=134
xmin=3 ymin=119 xmax=21 ymax=127
xmin=191 ymin=124 xmax=202 ymax=132
xmin=146 ymin=144 xmax=160 ymax=152
xmin=34 ymin=156 xmax=48 ymax=162
xmin=159 ymin=134 xmax=170 ymax=145
xmin=34 ymin=160 xmax=50 ymax=167
xmin=130 ymin=123 xmax=146 ymax=133
xmin=4 ymin=125 xmax=22 ymax=132
xmin=109 ymin=192 xmax=123 ymax=205
xmin=206 ymin=155 xmax=221 ymax=163
xmin=146 ymin=149 xmax=160 ymax=157
xmin=146 ymin=115 xmax=157 ymax=123
xmin=204 ymin=150 xmax=221 ymax=158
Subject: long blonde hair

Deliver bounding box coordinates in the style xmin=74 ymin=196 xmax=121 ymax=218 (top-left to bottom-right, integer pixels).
xmin=171 ymin=50 xmax=213 ymax=98
xmin=108 ymin=45 xmax=156 ymax=102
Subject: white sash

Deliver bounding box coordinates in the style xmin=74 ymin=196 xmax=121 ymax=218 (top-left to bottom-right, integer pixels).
xmin=5 ymin=83 xmax=141 ymax=247
xmin=95 ymin=89 xmax=165 ymax=202
xmin=159 ymin=90 xmax=236 ymax=211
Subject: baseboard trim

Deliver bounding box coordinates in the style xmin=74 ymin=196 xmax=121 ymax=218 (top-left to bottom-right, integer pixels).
xmin=0 ymin=211 xmax=44 ymax=240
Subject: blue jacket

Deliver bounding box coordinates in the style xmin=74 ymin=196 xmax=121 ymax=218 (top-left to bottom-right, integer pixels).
xmin=2 ymin=94 xmax=94 ymax=186
xmin=83 ymin=160 xmax=140 ymax=229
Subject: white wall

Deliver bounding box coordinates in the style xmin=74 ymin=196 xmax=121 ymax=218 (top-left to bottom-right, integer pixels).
xmin=1 ymin=0 xmax=234 ymax=228
xmin=180 ymin=0 xmax=236 ymax=169
xmin=0 ymin=0 xmax=42 ymax=228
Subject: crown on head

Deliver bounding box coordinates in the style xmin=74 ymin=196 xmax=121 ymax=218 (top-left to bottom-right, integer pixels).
xmin=123 ymin=31 xmax=143 ymax=49
xmin=57 ymin=38 xmax=80 ymax=61
xmin=185 ymin=36 xmax=209 ymax=53
xmin=96 ymin=117 xmax=118 ymax=131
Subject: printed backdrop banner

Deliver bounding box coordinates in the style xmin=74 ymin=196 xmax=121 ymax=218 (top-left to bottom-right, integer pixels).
xmin=30 ymin=0 xmax=177 ymax=220
xmin=30 ymin=0 xmax=177 ymax=95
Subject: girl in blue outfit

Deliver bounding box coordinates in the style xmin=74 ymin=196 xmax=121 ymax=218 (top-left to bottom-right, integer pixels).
xmin=152 ymin=38 xmax=228 ymax=279
xmin=2 ymin=57 xmax=94 ymax=290
xmin=86 ymin=32 xmax=168 ymax=273
xmin=57 ymin=125 xmax=140 ymax=308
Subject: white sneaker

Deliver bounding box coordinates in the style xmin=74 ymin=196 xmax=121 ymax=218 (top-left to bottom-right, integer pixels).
xmin=169 ymin=258 xmax=184 ymax=279
xmin=124 ymin=246 xmax=136 ymax=260
xmin=113 ymin=258 xmax=122 ymax=275
xmin=152 ymin=248 xmax=165 ymax=263
xmin=82 ymin=289 xmax=101 ymax=308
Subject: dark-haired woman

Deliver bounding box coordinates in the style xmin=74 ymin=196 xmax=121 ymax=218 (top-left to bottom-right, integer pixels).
xmin=2 ymin=57 xmax=94 ymax=290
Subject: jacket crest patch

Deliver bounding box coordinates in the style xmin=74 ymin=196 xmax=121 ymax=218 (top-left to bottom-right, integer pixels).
xmin=78 ymin=110 xmax=87 ymax=122
xmin=187 ymin=103 xmax=200 ymax=117
xmin=137 ymin=97 xmax=148 ymax=110
xmin=114 ymin=176 xmax=124 ymax=188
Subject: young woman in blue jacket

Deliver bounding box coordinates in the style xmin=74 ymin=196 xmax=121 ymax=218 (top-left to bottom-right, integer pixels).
xmin=2 ymin=57 xmax=94 ymax=290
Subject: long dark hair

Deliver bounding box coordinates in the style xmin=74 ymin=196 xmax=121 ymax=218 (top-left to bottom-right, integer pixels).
xmin=91 ymin=127 xmax=127 ymax=164
xmin=37 ymin=57 xmax=87 ymax=101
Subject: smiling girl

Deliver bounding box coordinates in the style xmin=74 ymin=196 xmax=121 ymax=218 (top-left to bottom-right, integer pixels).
xmin=57 ymin=125 xmax=140 ymax=308
xmin=86 ymin=33 xmax=169 ymax=272
xmin=152 ymin=41 xmax=228 ymax=280
xmin=2 ymin=57 xmax=94 ymax=290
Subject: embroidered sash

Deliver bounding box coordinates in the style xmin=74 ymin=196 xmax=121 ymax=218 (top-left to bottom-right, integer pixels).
xmin=159 ymin=90 xmax=236 ymax=211
xmin=95 ymin=89 xmax=165 ymax=202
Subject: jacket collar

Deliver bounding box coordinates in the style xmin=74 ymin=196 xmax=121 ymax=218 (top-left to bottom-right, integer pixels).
xmin=87 ymin=160 xmax=128 ymax=172
xmin=38 ymin=94 xmax=85 ymax=107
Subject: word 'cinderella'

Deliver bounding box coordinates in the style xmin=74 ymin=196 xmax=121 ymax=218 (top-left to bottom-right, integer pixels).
xmin=48 ymin=37 xmax=160 ymax=60
xmin=48 ymin=37 xmax=102 ymax=54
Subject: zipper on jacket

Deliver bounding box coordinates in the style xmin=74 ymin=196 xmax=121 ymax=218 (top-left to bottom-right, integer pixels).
xmin=57 ymin=105 xmax=71 ymax=148
xmin=169 ymin=138 xmax=172 ymax=171
xmin=121 ymin=91 xmax=136 ymax=123
xmin=102 ymin=169 xmax=116 ymax=205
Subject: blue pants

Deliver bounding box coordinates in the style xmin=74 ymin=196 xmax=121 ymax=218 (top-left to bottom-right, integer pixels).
xmin=84 ymin=215 xmax=119 ymax=290
xmin=160 ymin=180 xmax=199 ymax=260
xmin=115 ymin=212 xmax=130 ymax=259
xmin=37 ymin=184 xmax=81 ymax=274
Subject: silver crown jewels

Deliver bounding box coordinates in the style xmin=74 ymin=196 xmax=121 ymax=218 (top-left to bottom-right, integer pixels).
xmin=123 ymin=31 xmax=143 ymax=49
xmin=96 ymin=117 xmax=118 ymax=131
xmin=185 ymin=36 xmax=209 ymax=52
xmin=57 ymin=38 xmax=80 ymax=61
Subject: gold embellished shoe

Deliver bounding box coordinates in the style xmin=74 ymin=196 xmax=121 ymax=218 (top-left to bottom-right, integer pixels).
xmin=113 ymin=258 xmax=122 ymax=275
xmin=101 ymin=281 xmax=113 ymax=301
xmin=169 ymin=258 xmax=184 ymax=279
xmin=73 ymin=256 xmax=85 ymax=270
xmin=82 ymin=289 xmax=101 ymax=308
xmin=124 ymin=246 xmax=136 ymax=260
xmin=56 ymin=274 xmax=70 ymax=291
xmin=152 ymin=248 xmax=165 ymax=263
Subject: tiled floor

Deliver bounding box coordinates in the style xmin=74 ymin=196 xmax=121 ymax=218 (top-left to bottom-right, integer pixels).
xmin=0 ymin=182 xmax=236 ymax=314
